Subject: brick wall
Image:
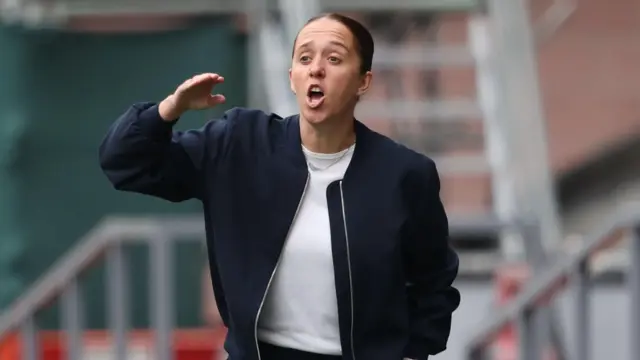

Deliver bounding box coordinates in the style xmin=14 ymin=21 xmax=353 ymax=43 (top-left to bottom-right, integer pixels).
xmin=437 ymin=0 xmax=640 ymax=212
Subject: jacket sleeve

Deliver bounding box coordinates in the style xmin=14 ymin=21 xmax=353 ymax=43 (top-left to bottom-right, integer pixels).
xmin=402 ymin=158 xmax=461 ymax=360
xmin=99 ymin=102 xmax=235 ymax=202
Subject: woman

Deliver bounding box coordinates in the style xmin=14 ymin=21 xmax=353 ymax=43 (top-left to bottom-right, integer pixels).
xmin=99 ymin=13 xmax=460 ymax=360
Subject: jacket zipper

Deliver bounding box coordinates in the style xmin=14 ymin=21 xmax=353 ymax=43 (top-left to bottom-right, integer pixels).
xmin=339 ymin=181 xmax=357 ymax=360
xmin=254 ymin=174 xmax=309 ymax=360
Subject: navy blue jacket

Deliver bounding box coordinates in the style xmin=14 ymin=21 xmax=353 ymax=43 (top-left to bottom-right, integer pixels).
xmin=99 ymin=102 xmax=461 ymax=360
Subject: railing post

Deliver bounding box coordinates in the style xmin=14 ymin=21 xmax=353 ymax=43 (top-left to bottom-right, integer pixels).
xmin=573 ymin=259 xmax=590 ymax=360
xmin=518 ymin=307 xmax=542 ymax=360
xmin=61 ymin=279 xmax=84 ymax=360
xmin=521 ymin=219 xmax=568 ymax=360
xmin=150 ymin=232 xmax=174 ymax=360
xmin=20 ymin=315 xmax=38 ymax=360
xmin=630 ymin=223 xmax=640 ymax=360
xmin=107 ymin=243 xmax=129 ymax=360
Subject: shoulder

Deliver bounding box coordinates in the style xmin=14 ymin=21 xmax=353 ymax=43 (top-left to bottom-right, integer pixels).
xmin=209 ymin=107 xmax=287 ymax=137
xmin=204 ymin=108 xmax=301 ymax=156
xmin=403 ymin=146 xmax=438 ymax=180
xmin=365 ymin=127 xmax=438 ymax=179
xmin=361 ymin=127 xmax=441 ymax=200
xmin=372 ymin=136 xmax=442 ymax=205
xmin=218 ymin=107 xmax=279 ymax=125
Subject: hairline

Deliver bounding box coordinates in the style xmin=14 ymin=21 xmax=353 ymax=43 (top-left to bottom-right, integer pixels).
xmin=291 ymin=13 xmax=370 ymax=74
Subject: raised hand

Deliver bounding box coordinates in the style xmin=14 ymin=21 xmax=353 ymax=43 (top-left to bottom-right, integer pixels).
xmin=158 ymin=73 xmax=226 ymax=121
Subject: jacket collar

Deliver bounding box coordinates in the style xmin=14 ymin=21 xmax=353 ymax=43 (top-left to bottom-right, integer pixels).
xmin=283 ymin=114 xmax=378 ymax=173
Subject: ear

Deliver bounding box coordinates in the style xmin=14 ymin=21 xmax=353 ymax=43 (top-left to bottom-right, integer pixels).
xmin=356 ymin=71 xmax=373 ymax=97
xmin=289 ymin=68 xmax=295 ymax=94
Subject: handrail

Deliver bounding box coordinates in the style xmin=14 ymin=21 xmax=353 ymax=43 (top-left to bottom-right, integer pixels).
xmin=0 ymin=215 xmax=206 ymax=336
xmin=466 ymin=205 xmax=640 ymax=360
xmin=0 ymin=215 xmax=206 ymax=357
xmin=0 ymin=216 xmax=510 ymax=338
xmin=0 ymin=212 xmax=520 ymax=359
xmin=0 ymin=213 xmax=514 ymax=334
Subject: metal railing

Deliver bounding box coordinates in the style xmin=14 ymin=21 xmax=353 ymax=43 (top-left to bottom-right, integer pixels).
xmin=466 ymin=206 xmax=640 ymax=360
xmin=0 ymin=216 xmax=206 ymax=360
xmin=0 ymin=213 xmax=519 ymax=359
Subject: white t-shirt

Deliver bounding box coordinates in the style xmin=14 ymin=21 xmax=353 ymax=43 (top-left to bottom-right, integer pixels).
xmin=257 ymin=143 xmax=355 ymax=355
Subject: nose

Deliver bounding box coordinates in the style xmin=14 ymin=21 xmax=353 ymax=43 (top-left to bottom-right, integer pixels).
xmin=308 ymin=60 xmax=325 ymax=78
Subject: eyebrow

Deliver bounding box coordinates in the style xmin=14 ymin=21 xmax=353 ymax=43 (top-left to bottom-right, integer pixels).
xmin=297 ymin=40 xmax=349 ymax=53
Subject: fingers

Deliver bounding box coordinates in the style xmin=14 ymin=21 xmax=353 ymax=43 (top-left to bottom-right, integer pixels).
xmin=173 ymin=73 xmax=226 ymax=110
xmin=179 ymin=73 xmax=224 ymax=90
xmin=207 ymin=94 xmax=226 ymax=106
xmin=192 ymin=73 xmax=224 ymax=86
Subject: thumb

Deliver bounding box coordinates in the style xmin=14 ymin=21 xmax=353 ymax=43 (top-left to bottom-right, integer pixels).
xmin=207 ymin=94 xmax=226 ymax=107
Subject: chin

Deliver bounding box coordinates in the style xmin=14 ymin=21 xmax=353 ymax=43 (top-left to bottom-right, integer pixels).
xmin=300 ymin=108 xmax=329 ymax=125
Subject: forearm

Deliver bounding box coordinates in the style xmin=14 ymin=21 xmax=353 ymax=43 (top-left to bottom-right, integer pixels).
xmin=98 ymin=102 xmax=203 ymax=201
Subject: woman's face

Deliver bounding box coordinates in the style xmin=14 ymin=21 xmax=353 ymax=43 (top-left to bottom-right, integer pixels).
xmin=290 ymin=17 xmax=372 ymax=125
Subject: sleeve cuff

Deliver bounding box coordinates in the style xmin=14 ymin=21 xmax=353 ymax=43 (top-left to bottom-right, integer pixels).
xmin=134 ymin=102 xmax=178 ymax=140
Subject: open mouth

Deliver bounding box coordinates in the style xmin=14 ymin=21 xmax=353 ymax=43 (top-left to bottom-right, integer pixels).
xmin=306 ymin=85 xmax=325 ymax=109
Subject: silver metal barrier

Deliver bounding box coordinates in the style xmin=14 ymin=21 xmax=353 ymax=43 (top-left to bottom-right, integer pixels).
xmin=0 ymin=213 xmax=519 ymax=359
xmin=0 ymin=216 xmax=205 ymax=360
xmin=466 ymin=207 xmax=640 ymax=360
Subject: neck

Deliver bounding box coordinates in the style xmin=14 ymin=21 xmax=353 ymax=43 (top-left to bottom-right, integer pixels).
xmin=300 ymin=114 xmax=355 ymax=154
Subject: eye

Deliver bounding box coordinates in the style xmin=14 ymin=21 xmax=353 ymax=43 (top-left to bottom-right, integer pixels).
xmin=328 ymin=56 xmax=341 ymax=64
xmin=299 ymin=55 xmax=311 ymax=63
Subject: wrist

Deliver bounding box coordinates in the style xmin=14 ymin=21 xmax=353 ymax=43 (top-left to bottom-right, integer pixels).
xmin=158 ymin=95 xmax=184 ymax=122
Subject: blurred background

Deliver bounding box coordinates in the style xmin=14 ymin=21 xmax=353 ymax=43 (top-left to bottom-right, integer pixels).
xmin=0 ymin=0 xmax=638 ymax=359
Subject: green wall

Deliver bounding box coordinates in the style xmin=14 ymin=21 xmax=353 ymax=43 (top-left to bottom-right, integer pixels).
xmin=0 ymin=19 xmax=247 ymax=328
xmin=0 ymin=24 xmax=29 ymax=313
